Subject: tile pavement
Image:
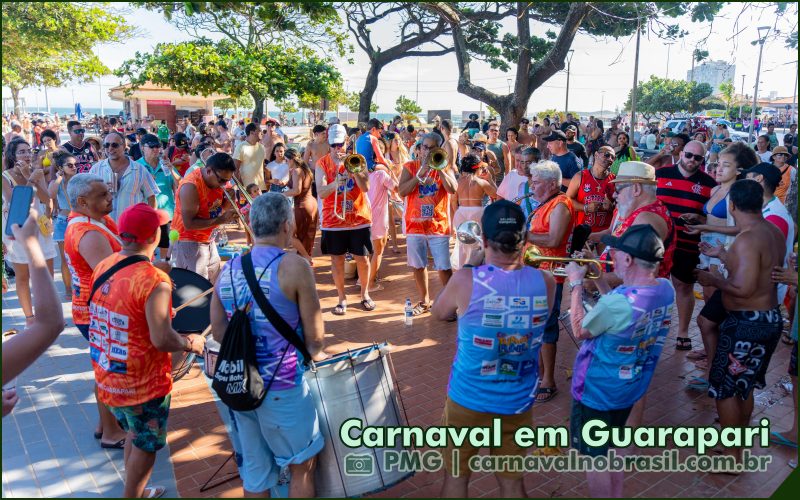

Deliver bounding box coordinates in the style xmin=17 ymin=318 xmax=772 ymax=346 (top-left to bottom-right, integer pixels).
xmin=2 ymin=231 xmax=797 ymax=497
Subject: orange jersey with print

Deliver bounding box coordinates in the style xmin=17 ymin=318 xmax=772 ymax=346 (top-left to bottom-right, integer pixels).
xmin=403 ymin=160 xmax=450 ymax=235
xmin=319 ymin=154 xmax=372 ymax=229
xmin=528 ymin=194 xmax=574 ymax=282
xmin=88 ymin=254 xmax=173 ymax=406
xmin=63 ymin=213 xmax=122 ymax=325
xmin=574 ymin=170 xmax=616 ymax=231
xmin=171 ymin=168 xmax=225 ymax=243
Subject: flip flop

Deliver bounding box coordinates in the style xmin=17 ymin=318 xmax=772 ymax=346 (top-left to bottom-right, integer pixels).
xmin=412 ymin=302 xmax=431 ymax=316
xmin=770 ymin=431 xmax=798 ymax=449
xmin=686 ymin=376 xmax=709 ymax=391
xmin=100 ymin=438 xmax=126 ymax=449
xmin=676 ymin=337 xmax=692 ymax=351
xmin=332 ymin=303 xmax=347 ymax=316
xmin=143 ymin=486 xmax=165 ymax=498
xmin=536 ymin=386 xmax=558 ymax=403
xmin=94 ymin=431 xmax=103 ymax=440
xmin=360 ymin=299 xmax=377 ymax=311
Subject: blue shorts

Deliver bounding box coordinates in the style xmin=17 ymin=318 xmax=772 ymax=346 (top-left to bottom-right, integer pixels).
xmin=406 ymin=234 xmax=451 ymax=271
xmin=53 ymin=215 xmax=68 ymax=242
xmin=233 ymin=380 xmax=324 ymax=493
xmin=76 ymin=324 xmax=90 ymax=342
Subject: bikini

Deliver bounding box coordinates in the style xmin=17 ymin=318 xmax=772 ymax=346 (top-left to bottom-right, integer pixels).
xmin=703 ymin=196 xmax=728 ymax=219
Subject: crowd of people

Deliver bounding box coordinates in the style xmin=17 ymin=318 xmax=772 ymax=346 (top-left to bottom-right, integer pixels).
xmin=2 ymin=106 xmax=798 ymax=498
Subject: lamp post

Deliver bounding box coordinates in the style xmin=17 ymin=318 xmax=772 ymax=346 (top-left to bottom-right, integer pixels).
xmin=629 ymin=26 xmax=641 ymax=134
xmin=600 ymin=91 xmax=606 ymax=120
xmin=749 ymin=26 xmax=770 ymax=145
xmin=564 ymin=49 xmax=574 ymax=115
xmin=739 ymin=74 xmax=746 ymax=120
xmin=665 ymin=42 xmax=674 ymax=79
xmin=507 ymin=78 xmax=512 ymax=94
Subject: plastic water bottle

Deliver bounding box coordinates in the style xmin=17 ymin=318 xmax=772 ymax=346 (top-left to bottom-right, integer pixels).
xmin=404 ymin=298 xmax=413 ymax=327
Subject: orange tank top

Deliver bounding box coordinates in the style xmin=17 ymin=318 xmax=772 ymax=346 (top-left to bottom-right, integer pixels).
xmin=574 ymin=170 xmax=616 ymax=231
xmin=403 ymin=160 xmax=451 ymax=235
xmin=171 ymin=168 xmax=225 ymax=243
xmin=319 ymin=154 xmax=372 ymax=229
xmin=89 ymin=253 xmax=173 ymax=406
xmin=63 ymin=213 xmax=122 ymax=325
xmin=529 ymin=194 xmax=574 ymax=282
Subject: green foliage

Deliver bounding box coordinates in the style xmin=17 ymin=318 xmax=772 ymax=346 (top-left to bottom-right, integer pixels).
xmin=625 ymin=77 xmax=713 ymax=120
xmin=536 ymin=109 xmax=560 ymax=121
xmin=395 ymin=95 xmax=422 ymax=121
xmin=2 ymin=2 xmax=133 ymax=112
xmin=718 ymin=81 xmax=736 ymax=112
xmin=216 ymin=95 xmax=254 ymax=114
xmin=276 ymin=100 xmax=299 ymax=114
xmin=115 ymin=39 xmax=340 ymax=119
xmin=341 ymin=92 xmax=376 ymax=113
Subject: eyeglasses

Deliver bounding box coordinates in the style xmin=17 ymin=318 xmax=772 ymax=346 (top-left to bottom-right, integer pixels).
xmin=614 ymin=183 xmax=633 ymax=194
xmin=103 ymin=142 xmax=123 ymax=149
xmin=330 ymin=142 xmax=344 ymax=149
xmin=683 ymin=151 xmax=704 ymax=161
xmin=210 ymin=169 xmax=231 ymax=185
xmin=71 ymin=128 xmax=86 ymax=134
xmin=143 ymin=143 xmax=162 ymax=149
xmin=421 ymin=144 xmax=433 ymax=150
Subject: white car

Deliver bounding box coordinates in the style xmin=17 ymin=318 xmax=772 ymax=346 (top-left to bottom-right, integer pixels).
xmin=664 ymin=118 xmax=750 ymax=143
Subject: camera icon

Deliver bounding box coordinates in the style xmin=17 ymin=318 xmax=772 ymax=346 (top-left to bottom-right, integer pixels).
xmin=344 ymin=453 xmax=374 ymax=476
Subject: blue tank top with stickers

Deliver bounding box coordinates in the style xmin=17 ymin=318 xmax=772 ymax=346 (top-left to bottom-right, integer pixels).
xmin=215 ymin=246 xmax=305 ymax=390
xmin=355 ymin=133 xmax=376 ymax=171
xmin=571 ymin=278 xmax=675 ymax=410
xmin=448 ymin=264 xmax=548 ymax=414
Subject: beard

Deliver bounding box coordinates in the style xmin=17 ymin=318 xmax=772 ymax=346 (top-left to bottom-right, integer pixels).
xmin=617 ymin=198 xmax=633 ymax=219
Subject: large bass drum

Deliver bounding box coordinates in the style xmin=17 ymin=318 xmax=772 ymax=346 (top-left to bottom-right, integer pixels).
xmin=169 ymin=268 xmax=213 ymax=380
xmin=304 ymin=343 xmax=412 ymax=497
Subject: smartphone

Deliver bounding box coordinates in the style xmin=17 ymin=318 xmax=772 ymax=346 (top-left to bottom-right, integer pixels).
xmin=4 ymin=185 xmax=34 ymax=237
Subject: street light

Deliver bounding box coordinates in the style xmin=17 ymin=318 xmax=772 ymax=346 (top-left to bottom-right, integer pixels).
xmin=600 ymin=91 xmax=606 ymax=120
xmin=749 ymin=26 xmax=770 ymax=145
xmin=739 ymin=74 xmax=746 ymax=119
xmin=665 ymin=42 xmax=674 ymax=79
xmin=565 ymin=49 xmax=575 ymax=115
xmin=507 ymin=78 xmax=512 ymax=94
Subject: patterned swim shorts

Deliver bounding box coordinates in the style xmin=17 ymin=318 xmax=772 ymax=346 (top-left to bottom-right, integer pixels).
xmin=107 ymin=395 xmax=171 ymax=453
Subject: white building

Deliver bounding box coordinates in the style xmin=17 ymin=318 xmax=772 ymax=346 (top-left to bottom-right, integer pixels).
xmin=687 ymin=60 xmax=736 ymax=94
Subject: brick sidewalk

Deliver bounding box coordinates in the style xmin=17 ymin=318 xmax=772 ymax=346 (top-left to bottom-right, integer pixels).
xmin=169 ymin=232 xmax=797 ymax=498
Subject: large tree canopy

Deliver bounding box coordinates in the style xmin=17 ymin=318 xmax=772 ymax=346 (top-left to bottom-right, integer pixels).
xmin=624 ymin=76 xmax=713 ymax=121
xmin=419 ymin=2 xmax=724 ymax=127
xmin=2 ymin=2 xmax=133 ymax=115
xmin=115 ymin=39 xmax=341 ymax=121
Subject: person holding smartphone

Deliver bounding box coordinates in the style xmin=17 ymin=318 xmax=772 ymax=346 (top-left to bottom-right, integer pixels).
xmin=48 ymin=151 xmax=79 ymax=298
xmin=2 ymin=138 xmax=57 ymax=327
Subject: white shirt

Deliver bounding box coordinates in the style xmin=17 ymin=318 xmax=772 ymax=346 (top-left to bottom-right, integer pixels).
xmin=757 ymin=150 xmax=772 ymax=163
xmin=496 ymin=170 xmax=527 ymax=201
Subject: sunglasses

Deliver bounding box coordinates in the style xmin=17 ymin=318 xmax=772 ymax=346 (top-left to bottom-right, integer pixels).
xmin=614 ymin=183 xmax=633 ymax=194
xmin=71 ymin=128 xmax=86 ymax=134
xmin=601 ymin=152 xmax=616 ymax=160
xmin=103 ymin=142 xmax=123 ymax=149
xmin=143 ymin=142 xmax=162 ymax=149
xmin=330 ymin=142 xmax=344 ymax=149
xmin=210 ymin=169 xmax=231 ymax=185
xmin=683 ymin=151 xmax=704 ymax=161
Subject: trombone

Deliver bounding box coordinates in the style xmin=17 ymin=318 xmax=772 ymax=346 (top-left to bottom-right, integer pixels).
xmin=221 ymin=188 xmax=256 ymax=242
xmin=523 ymin=245 xmax=611 ymax=279
xmin=333 ymin=153 xmax=366 ymax=220
xmin=419 ymin=147 xmax=448 ymax=184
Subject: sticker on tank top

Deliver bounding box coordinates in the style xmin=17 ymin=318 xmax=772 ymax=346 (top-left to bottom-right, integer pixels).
xmin=509 ymin=296 xmax=530 ymax=310
xmin=532 ymin=313 xmax=548 ymax=326
xmin=507 ymin=314 xmax=529 ymax=329
xmin=520 ymin=359 xmax=536 ymax=376
xmin=219 ymin=285 xmax=234 ymax=300
xmin=109 ymin=312 xmax=129 ymax=330
xmin=420 ymin=204 xmax=434 ymax=218
xmin=483 ymin=296 xmax=506 ymax=310
xmin=499 ymin=360 xmax=520 ymax=376
xmin=618 ymin=365 xmax=633 ymax=380
xmin=482 ymin=313 xmax=504 ymax=328
xmin=481 ymin=359 xmax=498 ymax=376
xmin=472 ymin=336 xmax=495 ymax=349
xmin=110 ymin=328 xmax=128 ymax=344
xmin=109 ymin=344 xmax=129 ymax=361
xmin=497 ymin=332 xmax=533 ymax=356
xmin=617 ymin=345 xmax=636 ymax=354
xmin=533 ymin=296 xmax=548 ymax=310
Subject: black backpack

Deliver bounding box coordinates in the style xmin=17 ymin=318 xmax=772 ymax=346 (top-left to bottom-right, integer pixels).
xmin=211 ymin=251 xmax=311 ymax=411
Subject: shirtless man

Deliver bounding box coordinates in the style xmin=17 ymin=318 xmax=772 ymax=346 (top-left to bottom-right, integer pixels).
xmin=260 ymin=120 xmax=283 ymax=159
xmin=451 ymin=154 xmax=497 ymax=269
xmin=518 ymin=118 xmax=535 ymax=148
xmin=696 ymin=179 xmax=785 ymax=464
xmin=440 ymin=119 xmax=460 ymax=177
xmin=303 ymin=124 xmax=330 ymax=170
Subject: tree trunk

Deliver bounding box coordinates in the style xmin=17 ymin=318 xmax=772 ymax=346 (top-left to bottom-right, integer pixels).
xmin=358 ymin=61 xmax=384 ymax=124
xmin=11 ymin=87 xmax=22 ymax=117
xmin=250 ymin=91 xmax=265 ymax=124
xmin=498 ymin=95 xmax=526 ymax=130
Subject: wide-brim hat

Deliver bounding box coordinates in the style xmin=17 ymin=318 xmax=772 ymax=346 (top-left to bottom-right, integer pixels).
xmin=609 ymin=161 xmax=657 ymax=184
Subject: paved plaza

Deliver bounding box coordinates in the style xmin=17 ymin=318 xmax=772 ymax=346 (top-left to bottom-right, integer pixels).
xmin=2 ymin=232 xmax=797 ymax=498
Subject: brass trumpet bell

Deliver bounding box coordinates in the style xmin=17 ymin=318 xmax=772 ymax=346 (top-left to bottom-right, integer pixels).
xmin=344 ymin=153 xmax=367 ymax=173
xmin=428 ymin=147 xmax=448 ymax=171
xmin=523 ymin=245 xmax=608 ymax=279
xmin=456 ymin=220 xmax=482 ymax=246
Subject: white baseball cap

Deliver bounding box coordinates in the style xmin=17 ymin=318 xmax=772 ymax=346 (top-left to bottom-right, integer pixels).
xmin=328 ymin=124 xmax=347 ymax=145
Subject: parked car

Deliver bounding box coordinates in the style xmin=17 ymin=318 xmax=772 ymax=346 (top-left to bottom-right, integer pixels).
xmin=664 ymin=118 xmax=749 ymax=143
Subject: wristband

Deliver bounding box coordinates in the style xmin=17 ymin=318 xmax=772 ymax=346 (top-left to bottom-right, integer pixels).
xmin=569 ymin=279 xmax=584 ymax=291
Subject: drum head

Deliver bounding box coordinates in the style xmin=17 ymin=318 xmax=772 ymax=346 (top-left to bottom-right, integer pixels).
xmin=170 ymin=268 xmax=213 ymax=333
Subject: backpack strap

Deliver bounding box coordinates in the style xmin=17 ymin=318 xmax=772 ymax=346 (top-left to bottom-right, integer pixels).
xmin=241 ymin=251 xmax=312 ymax=365
xmin=89 ymin=255 xmax=150 ymax=304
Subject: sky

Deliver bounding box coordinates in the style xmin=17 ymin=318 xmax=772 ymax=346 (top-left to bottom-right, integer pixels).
xmin=2 ymin=3 xmax=797 ymax=117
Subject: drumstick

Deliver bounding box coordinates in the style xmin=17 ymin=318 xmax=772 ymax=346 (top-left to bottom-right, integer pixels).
xmin=173 ymin=287 xmax=214 ymax=313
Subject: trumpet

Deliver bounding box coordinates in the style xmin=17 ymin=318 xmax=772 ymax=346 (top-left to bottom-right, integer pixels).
xmin=333 ymin=154 xmax=366 ymax=220
xmin=419 ymin=147 xmax=448 ymax=183
xmin=221 ymin=188 xmax=256 ymax=242
xmin=523 ymin=245 xmax=610 ymax=279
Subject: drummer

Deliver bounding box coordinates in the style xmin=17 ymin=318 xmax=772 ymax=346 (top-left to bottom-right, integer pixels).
xmin=171 ymin=153 xmax=239 ymax=282
xmin=210 ymin=193 xmax=327 ymax=497
xmin=63 ymin=173 xmax=128 ymax=449
xmin=88 ymin=203 xmax=206 ymax=499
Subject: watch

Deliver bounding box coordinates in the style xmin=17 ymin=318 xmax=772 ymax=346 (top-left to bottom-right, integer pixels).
xmin=569 ymin=279 xmax=584 ymax=291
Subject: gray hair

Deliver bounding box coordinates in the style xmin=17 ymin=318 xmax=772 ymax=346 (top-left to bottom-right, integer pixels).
xmin=633 ymin=257 xmax=659 ymax=271
xmin=421 ymin=133 xmax=443 ymax=147
xmin=529 ymin=160 xmax=562 ymax=187
xmin=250 ymin=192 xmax=293 ymax=237
xmin=67 ymin=173 xmax=105 ymax=207
xmin=640 ymin=184 xmax=658 ymax=196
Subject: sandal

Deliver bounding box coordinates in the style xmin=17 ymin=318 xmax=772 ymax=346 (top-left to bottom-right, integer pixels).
xmin=332 ymin=303 xmax=347 ymax=316
xmin=676 ymin=337 xmax=692 ymax=351
xmin=100 ymin=438 xmax=126 ymax=449
xmin=686 ymin=376 xmax=709 ymax=391
xmin=536 ymin=386 xmax=558 ymax=402
xmin=143 ymin=486 xmax=166 ymax=498
xmin=360 ymin=298 xmax=377 ymax=311
xmin=770 ymin=431 xmax=798 ymax=449
xmin=411 ymin=302 xmax=431 ymax=316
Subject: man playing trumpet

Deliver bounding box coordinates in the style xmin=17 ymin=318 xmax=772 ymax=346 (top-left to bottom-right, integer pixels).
xmin=316 ymin=124 xmax=374 ymax=315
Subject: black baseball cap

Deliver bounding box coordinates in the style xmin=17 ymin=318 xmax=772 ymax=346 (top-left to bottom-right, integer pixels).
xmin=135 ymin=127 xmax=148 ymax=135
xmin=541 ymin=130 xmax=567 ymax=142
xmin=482 ymin=200 xmax=526 ymax=245
xmin=140 ymin=133 xmax=161 ymax=148
xmin=745 ymin=162 xmax=782 ymax=189
xmin=601 ymin=224 xmax=665 ymax=262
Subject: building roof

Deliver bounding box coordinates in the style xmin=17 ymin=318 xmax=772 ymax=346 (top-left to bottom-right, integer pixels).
xmin=108 ymin=81 xmax=228 ymax=102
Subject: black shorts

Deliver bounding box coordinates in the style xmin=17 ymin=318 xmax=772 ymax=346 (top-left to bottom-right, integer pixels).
xmin=670 ymin=249 xmax=700 ymax=284
xmin=708 ymin=308 xmax=782 ymax=400
xmin=790 ymin=343 xmax=797 ymax=377
xmin=570 ymin=399 xmax=632 ymax=457
xmin=699 ymin=289 xmax=728 ymax=324
xmin=321 ymin=227 xmax=373 ymax=256
xmin=157 ymin=221 xmax=171 ymax=249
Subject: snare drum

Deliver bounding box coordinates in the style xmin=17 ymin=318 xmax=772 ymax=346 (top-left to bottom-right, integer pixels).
xmin=304 ymin=343 xmax=412 ymax=497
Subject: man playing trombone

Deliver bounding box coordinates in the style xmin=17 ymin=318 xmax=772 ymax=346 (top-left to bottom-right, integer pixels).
xmin=315 ymin=124 xmax=375 ymax=315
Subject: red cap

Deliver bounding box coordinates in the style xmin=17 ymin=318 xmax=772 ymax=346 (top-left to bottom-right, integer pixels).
xmin=118 ymin=203 xmax=170 ymax=243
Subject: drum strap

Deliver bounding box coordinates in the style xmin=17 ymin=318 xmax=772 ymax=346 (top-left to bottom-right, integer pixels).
xmin=241 ymin=252 xmax=313 ymax=365
xmin=88 ymin=254 xmax=150 ymax=304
